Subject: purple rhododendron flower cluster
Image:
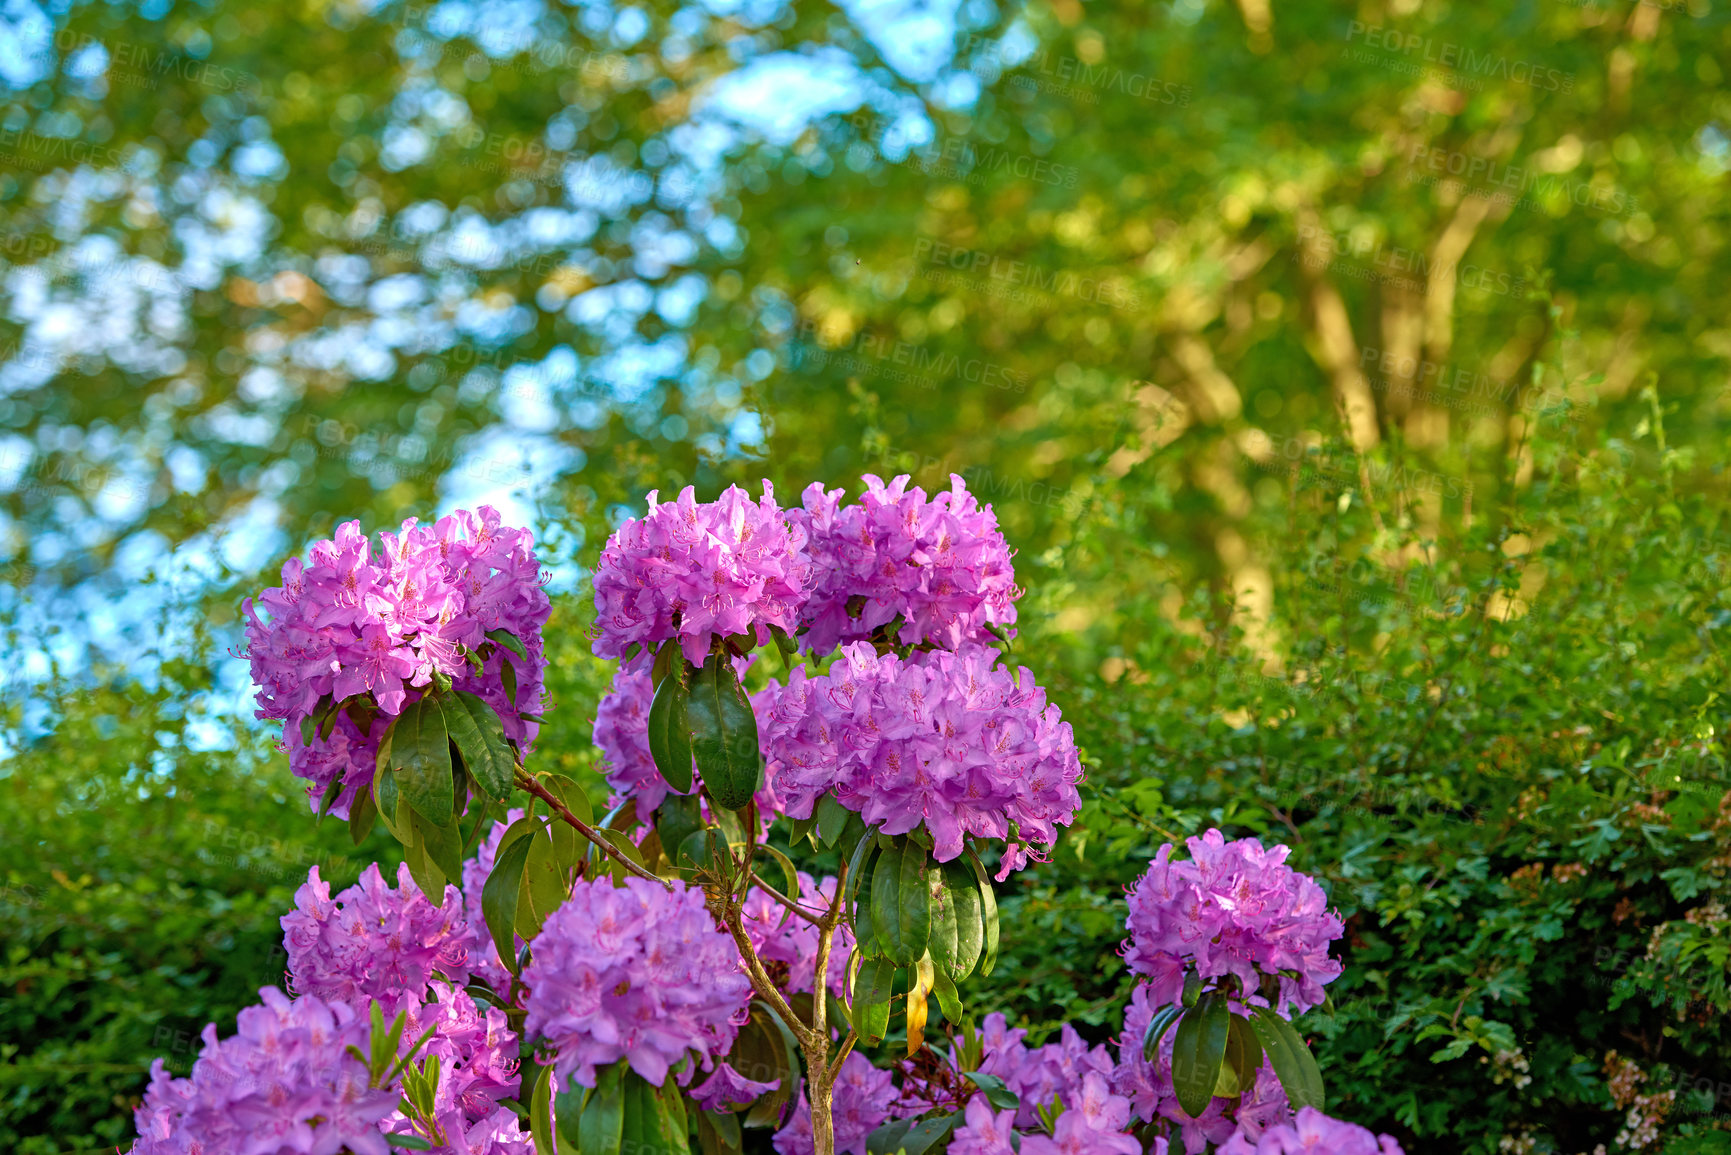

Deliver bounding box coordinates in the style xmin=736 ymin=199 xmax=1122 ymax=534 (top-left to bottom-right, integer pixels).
xmin=691 ymin=1061 xmax=781 ymax=1112
xmin=523 ymin=876 xmax=753 ymax=1088
xmin=772 ymin=1052 xmax=897 ymax=1155
xmin=793 ymin=474 xmax=1020 ymax=654
xmin=1219 ymin=1107 xmax=1405 ymax=1155
xmin=739 ymin=871 xmax=853 ymax=997
xmin=1114 ymin=986 xmax=1292 ymax=1152
xmin=282 ymin=862 xmax=476 ymax=1010
xmin=243 ymin=507 xmax=550 ymax=816
xmin=591 ymin=482 xmax=813 ymax=670
xmin=377 ymin=981 xmax=524 ymax=1153
xmin=131 ymin=988 xmax=400 ymax=1155
xmin=764 ymin=642 xmax=1083 ymax=875
xmin=1124 ymin=829 xmax=1344 ymax=1016
xmin=593 ymin=662 xmax=784 ymax=818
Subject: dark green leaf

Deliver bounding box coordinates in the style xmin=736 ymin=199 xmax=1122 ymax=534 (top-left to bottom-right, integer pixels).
xmin=1249 ymin=1007 xmax=1326 ymax=1112
xmin=387 ymin=696 xmax=455 ymax=828
xmin=964 ymin=1072 xmax=1019 ymax=1111
xmin=870 ymin=842 xmax=905 ymax=962
xmin=528 ymin=1063 xmax=555 ymax=1155
xmin=1143 ymin=1003 xmax=1185 ymax=1060
xmin=647 ymin=664 xmax=694 ymax=794
xmin=925 ymin=864 xmax=958 ymax=980
xmin=578 ymin=1061 xmax=626 ymax=1155
xmin=482 ymin=831 xmax=534 ymax=974
xmin=962 ymin=847 xmax=1000 ymax=977
xmin=1217 ymin=1013 xmax=1264 ymax=1099
xmin=852 ymin=956 xmax=896 ymax=1045
xmin=383 ymin=1134 xmax=434 ymax=1149
xmin=687 ymin=654 xmax=762 ymax=811
xmin=439 ymin=691 xmax=516 ymax=801
xmin=315 ymin=773 xmax=344 ymax=821
xmin=816 ymin=793 xmax=851 ymax=848
xmin=655 ymin=792 xmax=705 ymax=865
xmin=1171 ymin=993 xmax=1230 ymax=1119
xmin=896 ymin=1113 xmax=959 ymax=1155
xmin=940 ymin=862 xmax=983 ymax=981
xmin=349 ymin=783 xmax=378 ymax=846
xmin=416 ymin=806 xmax=464 ymax=882
xmin=486 ymin=628 xmax=528 ymax=662
xmin=865 ymin=1119 xmax=914 ymax=1155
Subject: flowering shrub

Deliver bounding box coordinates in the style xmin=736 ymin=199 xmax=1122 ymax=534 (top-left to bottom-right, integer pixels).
xmin=134 ymin=477 xmax=1420 ymax=1155
xmin=521 ymin=876 xmax=752 ymax=1088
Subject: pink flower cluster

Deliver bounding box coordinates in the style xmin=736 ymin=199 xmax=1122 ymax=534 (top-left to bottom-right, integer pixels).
xmin=591 ymin=482 xmax=813 ymax=670
xmin=1113 ymin=986 xmax=1292 ymax=1152
xmin=794 ymin=474 xmax=1020 ymax=654
xmin=1123 ymin=829 xmax=1344 ymax=1016
xmin=739 ymin=871 xmax=854 ymax=998
xmin=773 ymin=1052 xmax=897 ymax=1155
xmin=378 ymin=981 xmax=525 ymax=1154
xmin=131 ymin=988 xmax=400 ymax=1155
xmin=522 ymin=876 xmax=753 ymax=1088
xmin=243 ymin=507 xmax=550 ymax=817
xmin=764 ymin=643 xmax=1082 ymax=875
xmin=1219 ymin=1108 xmax=1405 ymax=1155
xmin=282 ymin=862 xmax=477 ymax=1011
xmin=592 ymin=663 xmax=783 ymax=818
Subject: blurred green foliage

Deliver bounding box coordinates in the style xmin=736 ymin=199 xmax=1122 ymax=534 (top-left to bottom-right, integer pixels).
xmin=3 ymin=0 xmax=1731 ymax=1152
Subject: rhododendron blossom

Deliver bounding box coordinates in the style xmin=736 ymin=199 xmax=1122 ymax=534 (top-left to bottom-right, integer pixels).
xmin=765 ymin=642 xmax=1082 ymax=874
xmin=243 ymin=507 xmax=550 ymax=817
xmin=522 ymin=876 xmax=752 ymax=1088
xmin=1018 ymin=1073 xmax=1141 ymax=1155
xmin=282 ymin=862 xmax=475 ymax=1009
xmin=130 ymin=988 xmax=399 ymax=1155
xmin=793 ymin=473 xmax=1020 ymax=654
xmin=591 ymin=482 xmax=813 ymax=669
xmin=1124 ymin=829 xmax=1344 ymax=1015
xmin=1218 ymin=1107 xmax=1406 ymax=1155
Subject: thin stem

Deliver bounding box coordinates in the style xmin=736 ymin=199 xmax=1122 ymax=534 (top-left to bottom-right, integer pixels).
xmin=749 ymin=867 xmax=826 ymax=924
xmin=513 ymin=770 xmax=668 ymax=887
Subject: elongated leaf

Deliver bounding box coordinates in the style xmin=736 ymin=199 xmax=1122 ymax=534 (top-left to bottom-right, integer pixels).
xmin=906 ymin=954 xmax=935 ymax=1054
xmin=687 ymin=654 xmax=762 ymax=810
xmin=925 ymin=865 xmax=958 ymax=980
xmin=894 ymin=840 xmax=932 ymax=966
xmin=844 ymin=827 xmax=878 ymax=923
xmin=1143 ymin=1003 xmax=1185 ymax=1060
xmin=940 ymin=862 xmax=983 ymax=981
xmin=757 ymin=843 xmax=801 ymax=905
xmin=1249 ymin=1007 xmax=1326 ymax=1112
xmin=487 ymin=628 xmax=528 ymax=662
xmin=656 ymin=793 xmax=704 ymax=867
xmin=482 ymin=832 xmax=534 ymax=973
xmin=647 ymin=666 xmax=694 ymax=794
xmin=865 ymin=1119 xmax=915 ymax=1155
xmin=578 ymin=1061 xmax=626 ymax=1155
xmin=963 ymin=847 xmax=1000 ymax=977
xmin=348 ymin=784 xmax=378 ymax=846
xmin=853 ymin=869 xmax=878 ymax=957
xmin=697 ymin=1109 xmax=743 ymax=1155
xmin=1216 ymin=1013 xmax=1264 ymax=1099
xmin=870 ymin=842 xmax=905 ymax=962
xmin=852 ymin=956 xmax=896 ymax=1045
xmin=374 ymin=764 xmax=404 ymax=841
xmin=528 ymin=1063 xmax=555 ymax=1155
xmin=315 ymin=774 xmax=345 ymax=821
xmin=400 ymin=807 xmax=447 ymax=901
xmin=416 ymin=807 xmax=464 ymax=882
xmin=620 ymin=1071 xmax=666 ymax=1155
xmin=787 ymin=814 xmax=818 ymax=850
xmin=542 ymin=775 xmax=585 ymax=870
xmin=931 ymin=965 xmax=963 ymax=1024
xmin=964 ymin=1073 xmax=1019 ymax=1111
xmin=897 ymin=1114 xmax=959 ymax=1155
xmin=440 ymin=691 xmax=516 ymax=801
xmin=1171 ymin=994 xmax=1231 ymax=1119
xmin=518 ymin=820 xmax=565 ymax=940
xmin=389 ymin=696 xmax=455 ymax=827
xmin=815 ymin=793 xmax=851 ymax=848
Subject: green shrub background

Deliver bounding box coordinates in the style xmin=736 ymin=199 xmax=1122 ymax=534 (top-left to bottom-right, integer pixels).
xmin=4 ymin=0 xmax=1731 ymax=1152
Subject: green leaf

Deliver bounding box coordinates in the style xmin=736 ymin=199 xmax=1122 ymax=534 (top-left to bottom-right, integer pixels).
xmin=349 ymin=784 xmax=379 ymax=846
xmin=962 ymin=847 xmax=1000 ymax=977
xmin=816 ymin=793 xmax=852 ymax=848
xmin=897 ymin=1113 xmax=960 ymax=1155
xmin=940 ymin=862 xmax=983 ymax=981
xmin=687 ymin=654 xmax=762 ymax=811
xmin=482 ymin=832 xmax=534 ymax=973
xmin=1248 ymin=1007 xmax=1325 ymax=1112
xmin=400 ymin=810 xmax=447 ymax=902
xmin=517 ymin=819 xmax=565 ymax=940
xmin=925 ymin=864 xmax=959 ymax=980
xmin=386 ymin=696 xmax=455 ymax=828
xmin=697 ymin=1109 xmax=743 ymax=1155
xmin=865 ymin=1119 xmax=915 ymax=1155
xmin=870 ymin=842 xmax=906 ymax=963
xmin=416 ymin=806 xmax=464 ymax=883
xmin=315 ymin=773 xmax=345 ymax=821
xmin=528 ymin=1063 xmax=555 ymax=1155
xmin=852 ymin=956 xmax=896 ymax=1045
xmin=931 ymin=963 xmax=963 ymax=1023
xmin=647 ymin=665 xmax=694 ymax=794
xmin=486 ymin=628 xmax=528 ymax=662
xmin=787 ymin=814 xmax=818 ymax=850
xmin=578 ymin=1061 xmax=626 ymax=1155
xmin=439 ymin=691 xmax=516 ymax=801
xmin=1171 ymin=992 xmax=1230 ymax=1119
xmin=964 ymin=1072 xmax=1019 ymax=1111
xmin=621 ymin=1070 xmax=675 ymax=1155
xmin=1216 ymin=1013 xmax=1264 ymax=1099
xmin=757 ymin=842 xmax=801 ymax=905
xmin=1143 ymin=1003 xmax=1185 ymax=1060
xmin=656 ymin=792 xmax=704 ymax=866
xmin=844 ymin=825 xmax=879 ymax=920
xmin=383 ymin=1133 xmax=435 ymax=1149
